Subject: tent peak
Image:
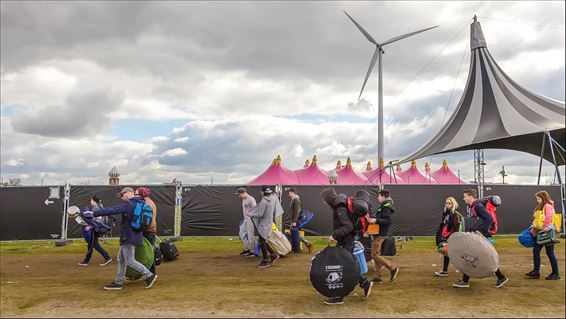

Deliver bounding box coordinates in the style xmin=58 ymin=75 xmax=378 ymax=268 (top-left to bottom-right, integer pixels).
xmin=311 ymin=154 xmax=318 ymax=165
xmin=346 ymin=157 xmax=352 ymax=168
xmin=303 ymin=159 xmax=310 ymax=168
xmin=336 ymin=160 xmax=342 ymax=169
xmin=379 ymin=158 xmax=385 ymax=169
xmin=366 ymin=161 xmax=372 ymax=170
xmin=471 ymin=16 xmax=486 ymax=50
xmin=442 ymin=159 xmax=448 ymax=168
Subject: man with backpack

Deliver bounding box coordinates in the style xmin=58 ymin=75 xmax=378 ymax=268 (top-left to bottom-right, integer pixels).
xmin=368 ymin=189 xmax=399 ymax=284
xmin=452 ymin=188 xmax=508 ymax=289
xmin=92 ymin=187 xmax=157 ymax=290
xmin=136 ymin=187 xmax=158 ymax=274
xmin=246 ymin=186 xmax=279 ymax=268
xmin=320 ymin=187 xmax=373 ymax=305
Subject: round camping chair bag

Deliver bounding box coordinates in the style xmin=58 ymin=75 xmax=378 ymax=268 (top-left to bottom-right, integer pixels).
xmin=310 ymin=246 xmax=359 ymax=298
xmin=518 ymin=227 xmax=535 ymax=248
xmin=447 ymin=232 xmax=499 ymax=278
xmin=126 ymin=237 xmax=155 ymax=280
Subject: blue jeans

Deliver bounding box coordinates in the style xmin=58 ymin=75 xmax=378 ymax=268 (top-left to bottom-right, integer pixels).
xmin=115 ymin=244 xmax=153 ymax=285
xmin=533 ymin=243 xmax=559 ymax=274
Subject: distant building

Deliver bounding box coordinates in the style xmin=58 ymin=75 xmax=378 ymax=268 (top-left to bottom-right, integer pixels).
xmin=108 ymin=166 xmax=120 ymax=185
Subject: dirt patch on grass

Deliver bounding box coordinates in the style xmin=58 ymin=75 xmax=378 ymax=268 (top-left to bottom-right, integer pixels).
xmin=1 ymin=237 xmax=564 ymax=318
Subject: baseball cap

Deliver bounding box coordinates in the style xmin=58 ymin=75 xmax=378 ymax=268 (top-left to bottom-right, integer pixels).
xmin=116 ymin=186 xmax=134 ymax=198
xmin=235 ymin=187 xmax=247 ymax=195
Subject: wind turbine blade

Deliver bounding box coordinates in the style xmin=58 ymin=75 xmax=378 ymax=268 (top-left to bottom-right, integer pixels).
xmin=358 ymin=47 xmax=379 ymax=101
xmin=381 ymin=25 xmax=438 ymax=46
xmin=344 ymin=11 xmax=378 ymax=45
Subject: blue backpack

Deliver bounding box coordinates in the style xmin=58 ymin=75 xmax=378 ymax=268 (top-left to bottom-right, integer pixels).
xmin=131 ymin=200 xmax=153 ymax=232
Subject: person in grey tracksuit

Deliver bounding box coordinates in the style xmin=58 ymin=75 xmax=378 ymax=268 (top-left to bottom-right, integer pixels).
xmin=247 ymin=185 xmax=279 ymax=268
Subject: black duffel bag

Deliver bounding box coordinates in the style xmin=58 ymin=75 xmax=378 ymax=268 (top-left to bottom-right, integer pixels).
xmin=310 ymin=245 xmax=359 ymax=298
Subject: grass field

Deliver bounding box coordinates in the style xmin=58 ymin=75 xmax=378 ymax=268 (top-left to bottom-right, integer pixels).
xmin=1 ymin=236 xmax=564 ymax=318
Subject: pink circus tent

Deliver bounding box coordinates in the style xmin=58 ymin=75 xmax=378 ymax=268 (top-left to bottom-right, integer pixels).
xmin=295 ymin=155 xmax=329 ymax=185
xmin=423 ymin=163 xmax=438 ymax=184
xmin=248 ymin=155 xmax=298 ymax=185
xmin=431 ymin=160 xmax=468 ymax=184
xmin=402 ymin=160 xmax=437 ymax=184
xmin=336 ymin=158 xmax=369 ymax=185
xmin=366 ymin=159 xmax=406 ymax=184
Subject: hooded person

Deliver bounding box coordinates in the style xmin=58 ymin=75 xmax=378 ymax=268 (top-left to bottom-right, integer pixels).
xmin=246 ymin=186 xmax=280 ymax=268
xmin=320 ymin=187 xmax=373 ymax=305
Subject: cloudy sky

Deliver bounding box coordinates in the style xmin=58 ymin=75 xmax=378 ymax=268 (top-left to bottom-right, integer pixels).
xmin=1 ymin=1 xmax=564 ymax=186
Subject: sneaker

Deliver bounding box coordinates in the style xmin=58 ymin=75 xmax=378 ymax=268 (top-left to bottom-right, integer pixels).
xmin=371 ymin=277 xmax=383 ymax=284
xmin=494 ymin=276 xmax=508 ymax=288
xmin=452 ymin=279 xmax=470 ymax=288
xmin=435 ymin=270 xmax=449 ymax=277
xmin=269 ymin=254 xmax=280 ymax=265
xmin=100 ymin=258 xmax=113 ymax=266
xmin=324 ymin=297 xmax=344 ymax=305
xmin=244 ymin=252 xmax=256 ymax=257
xmin=390 ymin=268 xmax=399 ymax=282
xmin=240 ymin=250 xmax=250 ymax=256
xmin=525 ymin=271 xmax=540 ymax=279
xmin=145 ymin=274 xmax=158 ymax=289
xmin=545 ymin=273 xmax=561 ymax=280
xmin=78 ymin=263 xmax=88 ymax=266
xmin=363 ymin=281 xmax=374 ymax=299
xmin=103 ymin=282 xmax=123 ymax=290
xmin=257 ymin=259 xmax=271 ymax=268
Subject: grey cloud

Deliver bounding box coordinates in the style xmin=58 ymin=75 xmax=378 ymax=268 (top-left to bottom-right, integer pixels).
xmin=10 ymin=88 xmax=124 ymax=137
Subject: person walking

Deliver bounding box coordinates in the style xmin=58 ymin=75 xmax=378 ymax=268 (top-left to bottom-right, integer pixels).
xmin=246 ymin=186 xmax=279 ymax=268
xmin=434 ymin=196 xmax=461 ymax=277
xmin=320 ymin=187 xmax=373 ymax=305
xmin=93 ymin=187 xmax=157 ymax=290
xmin=288 ymin=188 xmax=313 ymax=253
xmin=236 ymin=187 xmax=257 ymax=257
xmin=368 ymin=189 xmax=399 ymax=284
xmin=136 ymin=187 xmax=158 ymax=275
xmin=453 ymin=189 xmax=508 ymax=288
xmin=525 ymin=191 xmax=560 ymax=280
xmin=78 ymin=196 xmax=112 ymax=266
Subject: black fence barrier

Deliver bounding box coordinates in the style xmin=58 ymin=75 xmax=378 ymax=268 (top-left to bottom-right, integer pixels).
xmin=182 ymin=184 xmax=562 ymax=236
xmin=0 ymin=186 xmax=65 ymax=240
xmin=1 ymin=184 xmax=562 ymax=240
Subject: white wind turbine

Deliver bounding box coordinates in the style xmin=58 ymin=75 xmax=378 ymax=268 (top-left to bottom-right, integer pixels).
xmin=344 ymin=11 xmax=438 ymax=164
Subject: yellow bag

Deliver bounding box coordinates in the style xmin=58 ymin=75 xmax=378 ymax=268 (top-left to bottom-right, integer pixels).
xmin=532 ymin=210 xmax=545 ymax=229
xmin=533 ymin=208 xmax=562 ymax=233
xmin=553 ymin=213 xmax=562 ymax=233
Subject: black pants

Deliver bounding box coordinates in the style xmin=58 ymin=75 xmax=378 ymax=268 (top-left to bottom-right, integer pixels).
xmin=533 ymin=243 xmax=559 ymax=274
xmin=258 ymin=235 xmax=276 ymax=260
xmin=83 ymin=232 xmax=110 ymax=264
xmin=144 ymin=232 xmax=157 ymax=274
xmin=339 ymin=240 xmax=369 ymax=288
xmin=442 ymin=255 xmax=450 ymax=272
xmin=463 ymin=269 xmax=505 ymax=283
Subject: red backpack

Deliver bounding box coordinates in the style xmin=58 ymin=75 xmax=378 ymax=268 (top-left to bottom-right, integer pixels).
xmin=346 ymin=197 xmax=369 ymax=234
xmin=472 ymin=195 xmax=501 ymax=235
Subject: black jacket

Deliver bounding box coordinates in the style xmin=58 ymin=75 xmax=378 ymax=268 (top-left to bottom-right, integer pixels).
xmin=371 ymin=199 xmax=394 ymax=237
xmin=468 ymin=199 xmax=493 ymax=238
xmin=331 ymin=194 xmax=355 ymax=246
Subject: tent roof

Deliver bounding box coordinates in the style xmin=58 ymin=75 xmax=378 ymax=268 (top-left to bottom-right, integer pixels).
xmin=336 ymin=158 xmax=369 ymax=185
xmin=431 ymin=160 xmax=468 ymax=184
xmin=295 ymin=155 xmax=329 ymax=185
xmin=365 ymin=159 xmax=406 ymax=184
xmin=399 ymin=17 xmax=565 ymax=165
xmin=248 ymin=155 xmax=298 ymax=185
xmin=402 ymin=160 xmax=437 ymax=184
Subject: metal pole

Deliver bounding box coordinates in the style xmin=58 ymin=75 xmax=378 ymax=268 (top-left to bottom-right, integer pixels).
xmin=56 ymin=183 xmax=70 ymax=246
xmin=547 ymin=132 xmax=566 ymax=236
xmin=537 ymin=132 xmax=546 ymax=186
xmin=378 ymin=48 xmax=384 ymax=164
xmin=173 ymin=180 xmax=183 ymax=241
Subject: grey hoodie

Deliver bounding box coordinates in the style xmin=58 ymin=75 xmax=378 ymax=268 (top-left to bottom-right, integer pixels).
xmin=249 ymin=194 xmax=276 ymax=240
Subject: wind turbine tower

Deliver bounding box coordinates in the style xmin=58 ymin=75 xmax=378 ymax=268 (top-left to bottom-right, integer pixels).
xmin=344 ymin=11 xmax=438 ymax=163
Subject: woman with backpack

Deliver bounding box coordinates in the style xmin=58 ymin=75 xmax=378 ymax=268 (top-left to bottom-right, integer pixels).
xmin=434 ymin=196 xmax=461 ymax=277
xmin=78 ymin=196 xmax=112 ymax=267
xmin=525 ymin=191 xmax=560 ymax=280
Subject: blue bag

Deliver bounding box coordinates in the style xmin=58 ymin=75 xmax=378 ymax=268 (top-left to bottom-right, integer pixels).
xmin=518 ymin=226 xmax=535 ymax=248
xmin=131 ymin=200 xmax=153 ymax=232
xmin=353 ymin=241 xmax=368 ymax=275
xmin=297 ymin=209 xmax=315 ymax=229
